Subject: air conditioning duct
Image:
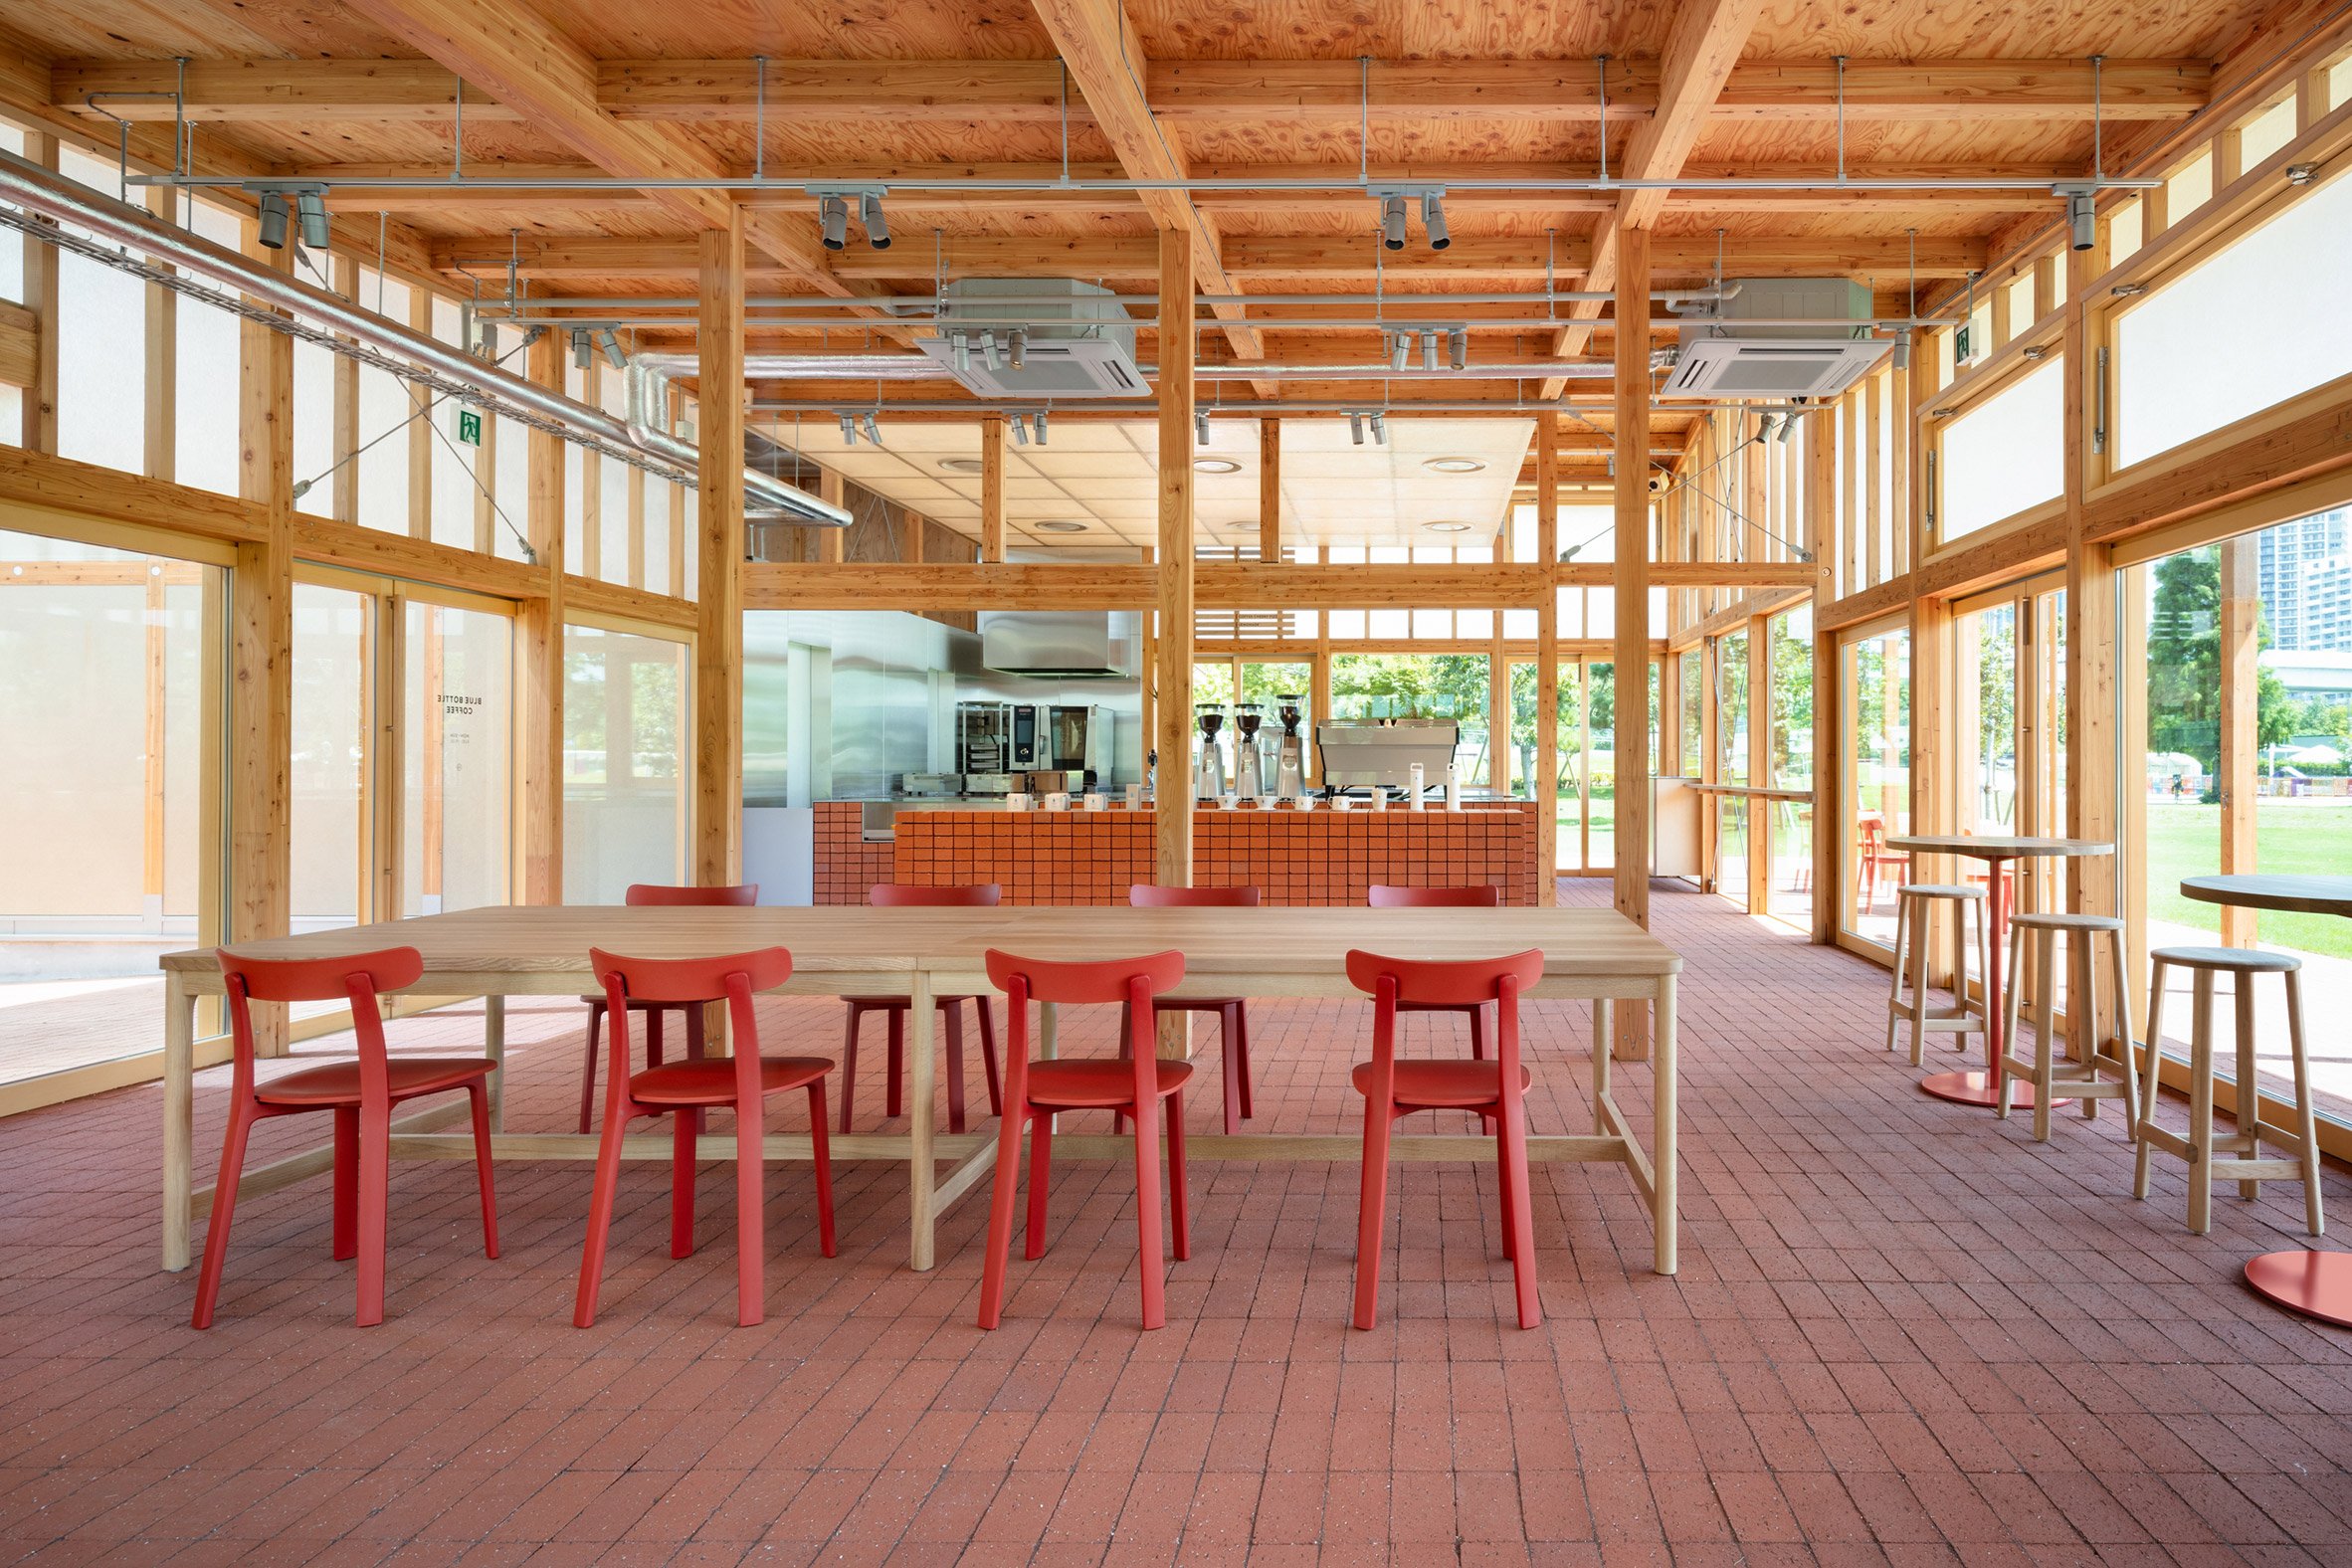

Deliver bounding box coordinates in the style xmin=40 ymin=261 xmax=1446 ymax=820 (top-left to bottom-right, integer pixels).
xmin=1662 ymin=278 xmax=1890 ymax=401
xmin=918 ymin=280 xmax=1146 ymax=398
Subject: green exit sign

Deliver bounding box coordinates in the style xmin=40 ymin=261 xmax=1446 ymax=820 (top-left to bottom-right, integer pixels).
xmin=1954 ymin=323 xmax=1974 ymax=363
xmin=455 ymin=408 xmax=483 ymax=447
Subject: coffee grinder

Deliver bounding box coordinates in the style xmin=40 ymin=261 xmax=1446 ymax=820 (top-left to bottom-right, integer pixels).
xmin=1232 ymin=702 xmax=1267 ymax=801
xmin=1273 ymin=693 xmax=1307 ymax=800
xmin=1193 ymin=702 xmax=1228 ymax=800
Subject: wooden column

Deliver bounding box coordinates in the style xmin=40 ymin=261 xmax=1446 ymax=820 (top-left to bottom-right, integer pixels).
xmin=2218 ymin=533 xmax=2260 ymax=949
xmin=407 ymin=291 xmax=434 ymax=539
xmin=516 ymin=327 xmax=566 ymax=904
xmin=2061 ymin=240 xmax=2122 ymax=1052
xmin=1491 ymin=511 xmax=1513 ymax=793
xmin=1746 ymin=614 xmax=1772 ymax=915
xmin=24 ymin=134 xmax=56 ymax=454
xmin=1153 ymin=226 xmax=1196 ymax=892
xmin=1808 ymin=400 xmax=1842 ymax=944
xmin=330 ymin=256 xmax=360 ymax=525
xmin=980 ymin=415 xmax=1007 ymax=563
xmin=1258 ymin=417 xmax=1281 ymax=563
xmin=231 ymin=230 xmax=295 ymax=1056
xmin=819 ymin=469 xmax=847 ymax=563
xmin=1613 ymin=228 xmax=1653 ymax=1059
xmin=142 ymin=186 xmax=176 ymax=484
xmin=693 ymin=213 xmax=747 ymax=886
xmin=1534 ymin=411 xmax=1560 ymax=897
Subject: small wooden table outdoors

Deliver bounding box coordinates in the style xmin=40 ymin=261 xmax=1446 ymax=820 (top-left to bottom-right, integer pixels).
xmin=1884 ymin=835 xmax=2114 ymax=1108
xmin=158 ymin=903 xmax=1685 ymax=1281
xmin=2179 ymin=874 xmax=2352 ymax=1329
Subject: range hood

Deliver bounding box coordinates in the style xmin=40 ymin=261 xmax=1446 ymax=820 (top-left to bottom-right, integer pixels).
xmin=980 ymin=611 xmax=1139 ymax=679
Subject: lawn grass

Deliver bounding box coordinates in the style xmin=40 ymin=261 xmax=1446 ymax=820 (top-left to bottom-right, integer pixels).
xmin=2141 ymin=800 xmax=2352 ymax=959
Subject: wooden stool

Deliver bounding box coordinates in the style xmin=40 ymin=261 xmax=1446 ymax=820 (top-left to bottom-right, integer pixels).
xmin=1995 ymin=911 xmax=2138 ymax=1142
xmin=2132 ymin=946 xmax=2324 ymax=1238
xmin=1884 ymin=883 xmax=1989 ymax=1068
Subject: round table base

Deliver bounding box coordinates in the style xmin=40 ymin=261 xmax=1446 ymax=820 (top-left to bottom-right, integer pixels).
xmin=1919 ymin=1070 xmax=2072 ymax=1111
xmin=2244 ymin=1250 xmax=2352 ymax=1330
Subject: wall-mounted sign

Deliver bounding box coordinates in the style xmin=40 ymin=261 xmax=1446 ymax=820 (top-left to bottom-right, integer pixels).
xmin=456 ymin=409 xmax=483 ymax=447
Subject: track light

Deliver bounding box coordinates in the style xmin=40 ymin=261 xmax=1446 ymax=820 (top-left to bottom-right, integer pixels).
xmin=861 ymin=413 xmax=882 ymax=446
xmin=1420 ymin=192 xmax=1450 ymax=250
xmin=1390 ymin=332 xmax=1410 ymax=372
xmin=980 ymin=330 xmax=1001 ymax=373
xmin=1891 ymin=339 xmax=1909 ymax=371
xmin=570 ymin=327 xmax=592 ymax=370
xmin=1379 ymin=194 xmax=1408 ymax=251
xmin=1754 ymin=413 xmax=1781 ymax=443
xmin=256 ymin=192 xmax=290 ymax=251
xmin=294 ymin=190 xmax=329 ymax=249
xmin=1421 ymin=329 xmax=1439 ymax=372
xmin=1010 ymin=413 xmax=1029 ymax=446
xmin=595 ymin=327 xmax=625 ymax=370
xmin=859 ymin=192 xmax=890 ymax=249
xmin=1448 ymin=328 xmax=1468 ymax=371
xmin=819 ymin=194 xmax=850 ymax=251
xmin=1032 ymin=409 xmax=1048 ymax=445
xmin=1007 ymin=329 xmax=1025 ymax=371
xmin=2066 ymin=189 xmax=2096 ymax=252
xmin=1776 ymin=413 xmax=1796 ymax=444
xmin=1369 ymin=412 xmax=1388 ymax=446
xmin=839 ymin=412 xmax=859 ymax=446
xmin=1349 ymin=412 xmax=1366 ymax=446
xmin=1195 ymin=409 xmax=1210 ymax=446
xmin=952 ymin=332 xmax=971 ymax=375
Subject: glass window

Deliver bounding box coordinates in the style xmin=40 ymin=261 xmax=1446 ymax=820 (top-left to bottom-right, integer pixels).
xmin=55 ymin=148 xmax=147 ymax=474
xmin=2240 ymin=97 xmax=2296 ymax=171
xmin=1939 ymin=358 xmax=2063 ymax=542
xmin=355 ymin=273 xmax=413 ymax=533
xmin=2115 ymin=168 xmax=2352 ymax=467
xmin=401 ymin=601 xmax=511 ymax=915
xmin=173 ymin=198 xmax=245 ymax=496
xmin=1843 ymin=627 xmax=1912 ymax=949
xmin=2167 ymin=149 xmax=2214 ymax=218
xmin=292 ymin=582 xmax=370 ymax=933
xmin=564 ymin=626 xmax=688 ymax=900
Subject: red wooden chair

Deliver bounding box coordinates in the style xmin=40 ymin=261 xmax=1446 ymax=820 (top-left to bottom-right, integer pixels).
xmin=575 ymin=945 xmax=836 ymax=1328
xmin=193 ymin=946 xmax=498 ymax=1329
xmin=1116 ymin=884 xmax=1259 ymax=1135
xmin=576 ymin=882 xmax=757 ymax=1132
xmin=843 ymin=883 xmax=1004 ymax=1133
xmin=1366 ymin=884 xmax=1502 ymax=1059
xmin=1856 ymin=814 xmax=1907 ymax=921
xmin=1347 ymin=946 xmax=1546 ymax=1331
xmin=977 ymin=948 xmax=1191 ymax=1331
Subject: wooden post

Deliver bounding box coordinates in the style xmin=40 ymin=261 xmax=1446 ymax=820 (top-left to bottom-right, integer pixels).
xmin=819 ymin=469 xmax=847 ymax=563
xmin=1154 ymin=226 xmax=1196 ymax=895
xmin=1809 ymin=396 xmax=1841 ymax=944
xmin=2218 ymin=533 xmax=2260 ymax=949
xmin=1534 ymin=412 xmax=1560 ymax=898
xmin=331 ymin=256 xmax=360 ymax=525
xmin=980 ymin=415 xmax=1007 ymax=563
xmin=23 ymin=134 xmax=55 ymax=454
xmin=142 ymin=186 xmax=176 ymax=485
xmin=516 ymin=328 xmax=565 ymax=904
xmin=408 ymin=290 xmax=434 ymax=539
xmin=1258 ymin=416 xmax=1280 ymax=563
xmin=1747 ymin=615 xmax=1772 ymax=915
xmin=1613 ymin=227 xmax=1653 ymax=1059
xmin=231 ymin=227 xmax=294 ymax=1056
xmin=693 ymin=212 xmax=747 ymax=886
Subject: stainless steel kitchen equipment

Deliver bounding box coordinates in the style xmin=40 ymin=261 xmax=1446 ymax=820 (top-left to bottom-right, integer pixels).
xmin=1194 ymin=703 xmax=1227 ymax=800
xmin=898 ymin=772 xmax=962 ymax=797
xmin=1024 ymin=769 xmax=1085 ymax=795
xmin=1232 ymin=702 xmax=1267 ymax=800
xmin=1047 ymin=703 xmax=1113 ymax=786
xmin=955 ymin=701 xmax=1013 ymax=776
xmin=1316 ymin=718 xmax=1461 ymax=795
xmin=962 ymin=771 xmax=1019 ymax=796
xmin=1274 ymin=693 xmax=1308 ymax=801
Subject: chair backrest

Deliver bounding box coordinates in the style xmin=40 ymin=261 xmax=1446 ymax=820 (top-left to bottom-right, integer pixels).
xmin=1129 ymin=884 xmax=1261 ymax=907
xmin=871 ymin=882 xmax=1002 ymax=907
xmin=1347 ymin=948 xmax=1544 ymax=1093
xmin=1367 ymin=883 xmax=1500 ymax=908
xmin=984 ymin=948 xmax=1183 ymax=1006
xmin=625 ymin=882 xmax=758 ymax=906
xmin=215 ymin=946 xmax=422 ymax=1102
xmin=587 ymin=946 xmax=792 ymax=1113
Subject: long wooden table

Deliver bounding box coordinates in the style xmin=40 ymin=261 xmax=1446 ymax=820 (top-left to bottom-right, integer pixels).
xmin=158 ymin=904 xmax=1683 ymax=1277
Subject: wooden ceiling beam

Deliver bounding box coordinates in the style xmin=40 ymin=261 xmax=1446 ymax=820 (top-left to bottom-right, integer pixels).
xmin=54 ymin=55 xmax=2210 ymax=124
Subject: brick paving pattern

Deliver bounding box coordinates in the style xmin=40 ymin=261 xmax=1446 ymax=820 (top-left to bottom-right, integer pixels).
xmin=0 ymin=881 xmax=2345 ymax=1563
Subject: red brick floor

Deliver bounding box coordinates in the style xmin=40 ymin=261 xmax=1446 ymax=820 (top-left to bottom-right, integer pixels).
xmin=1 ymin=882 xmax=2348 ymax=1564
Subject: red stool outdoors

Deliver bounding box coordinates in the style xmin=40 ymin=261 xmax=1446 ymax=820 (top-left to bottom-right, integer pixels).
xmin=576 ymin=882 xmax=757 ymax=1132
xmin=1367 ymin=883 xmax=1502 ymax=1059
xmin=977 ymin=948 xmax=1192 ymax=1331
xmin=1347 ymin=946 xmax=1546 ymax=1331
xmin=193 ymin=946 xmax=499 ymax=1329
xmin=1117 ymin=884 xmax=1259 ymax=1135
xmin=575 ymin=945 xmax=836 ymax=1328
xmin=842 ymin=883 xmax=1004 ymax=1133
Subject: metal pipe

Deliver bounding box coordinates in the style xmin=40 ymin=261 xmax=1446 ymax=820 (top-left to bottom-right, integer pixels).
xmin=490 ymin=310 xmax=1930 ymax=333
xmin=136 ymin=171 xmax=2162 ymax=194
xmin=645 ymin=350 xmax=1619 ymax=382
xmin=751 ymin=398 xmax=1830 ymax=415
xmin=474 ymin=288 xmax=1735 ymax=310
xmin=0 ymin=145 xmax=846 ymax=527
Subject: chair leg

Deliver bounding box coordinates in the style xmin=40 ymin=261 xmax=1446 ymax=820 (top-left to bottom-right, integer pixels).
xmin=2188 ymin=970 xmax=2217 ymax=1236
xmin=806 ymin=1081 xmax=837 ymax=1258
xmin=2234 ymin=975 xmax=2262 ymax=1204
xmin=1219 ymin=1004 xmax=1244 ymax=1136
xmin=1998 ymin=918 xmax=2026 ymax=1120
xmin=1025 ymin=1111 xmax=1054 ymax=1260
xmin=467 ymin=1081 xmax=500 ymax=1260
xmin=2031 ymin=927 xmax=2057 ymax=1141
xmin=1496 ymin=1115 xmax=1517 ymax=1265
xmin=2110 ymin=929 xmax=2140 ymax=1146
xmin=573 ymin=1103 xmax=632 ymax=1328
xmin=1905 ymin=896 xmax=1932 ymax=1069
xmin=2135 ymin=959 xmax=2169 ymax=1200
xmin=354 ymin=1097 xmax=391 ymax=1328
xmin=1131 ymin=1086 xmax=1168 ymax=1331
xmin=1352 ymin=1101 xmax=1395 ymax=1332
xmin=1233 ymin=1003 xmax=1253 ymax=1122
xmin=1112 ymin=1003 xmax=1131 ymax=1136
xmin=733 ymin=1092 xmax=766 ymax=1328
xmin=332 ymin=1105 xmax=358 ymax=1261
xmin=1499 ymin=1095 xmax=1540 ymax=1330
xmin=839 ymin=1005 xmax=862 ymax=1134
xmin=2283 ymin=969 xmax=2323 ymax=1237
xmin=190 ymin=1102 xmax=256 ymax=1329
xmin=1167 ymin=1090 xmax=1189 ymax=1264
xmin=1883 ymin=894 xmax=1909 ymax=1057
xmin=885 ymin=1009 xmax=904 ymax=1119
xmin=977 ymin=999 xmax=1003 ymax=1116
xmin=577 ymin=1001 xmax=605 ymax=1135
xmin=1470 ymin=1004 xmax=1487 ymax=1061
xmin=672 ymin=1106 xmax=697 ymax=1260
xmin=943 ymin=998 xmax=968 ymax=1136
xmin=977 ymin=1109 xmax=1027 ymax=1330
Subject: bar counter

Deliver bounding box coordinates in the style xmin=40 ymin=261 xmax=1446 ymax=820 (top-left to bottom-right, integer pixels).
xmin=812 ymin=799 xmax=1541 ymax=905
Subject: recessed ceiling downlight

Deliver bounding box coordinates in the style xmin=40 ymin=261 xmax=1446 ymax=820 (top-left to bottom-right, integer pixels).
xmin=1193 ymin=458 xmax=1242 ymax=474
xmin=1423 ymin=521 xmax=1473 ymax=533
xmin=1424 ymin=457 xmax=1485 ymax=474
xmin=937 ymin=457 xmax=984 ymax=474
xmin=1034 ymin=519 xmax=1088 ymax=533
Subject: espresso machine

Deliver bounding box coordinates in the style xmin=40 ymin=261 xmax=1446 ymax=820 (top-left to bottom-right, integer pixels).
xmin=1232 ymin=702 xmax=1267 ymax=800
xmin=1193 ymin=702 xmax=1227 ymax=800
xmin=1273 ymin=693 xmax=1308 ymax=801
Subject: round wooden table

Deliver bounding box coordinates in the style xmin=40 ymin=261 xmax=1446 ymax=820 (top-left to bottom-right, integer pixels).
xmin=2177 ymin=874 xmax=2352 ymax=1330
xmin=1884 ymin=835 xmax=2114 ymax=1109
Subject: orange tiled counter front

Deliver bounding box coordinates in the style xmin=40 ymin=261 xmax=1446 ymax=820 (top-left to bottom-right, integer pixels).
xmin=853 ymin=802 xmax=1539 ymax=906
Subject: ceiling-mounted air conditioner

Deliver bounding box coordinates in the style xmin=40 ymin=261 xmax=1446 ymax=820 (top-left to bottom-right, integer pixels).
xmin=917 ymin=279 xmax=1147 ymax=398
xmin=1664 ymin=277 xmax=1891 ymax=401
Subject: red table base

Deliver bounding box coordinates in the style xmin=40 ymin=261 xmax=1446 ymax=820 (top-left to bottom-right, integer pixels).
xmin=2245 ymin=1250 xmax=2352 ymax=1329
xmin=1918 ymin=1069 xmax=2073 ymax=1111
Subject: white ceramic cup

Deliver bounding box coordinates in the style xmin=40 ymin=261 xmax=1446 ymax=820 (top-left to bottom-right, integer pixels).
xmin=1295 ymin=795 xmax=1317 ymax=813
xmin=1333 ymin=796 xmax=1354 ymax=812
xmin=1219 ymin=794 xmax=1239 ymax=810
xmin=1007 ymin=792 xmax=1033 ymax=811
xmin=1044 ymin=792 xmax=1071 ymax=811
xmin=1123 ymin=784 xmax=1143 ymax=809
xmin=1083 ymin=792 xmax=1107 ymax=811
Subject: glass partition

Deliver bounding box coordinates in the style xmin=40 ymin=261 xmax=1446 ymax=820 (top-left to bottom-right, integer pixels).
xmin=1842 ymin=625 xmax=1912 ymax=950
xmin=564 ymin=625 xmax=689 ymax=902
xmin=400 ymin=600 xmax=513 ymax=916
